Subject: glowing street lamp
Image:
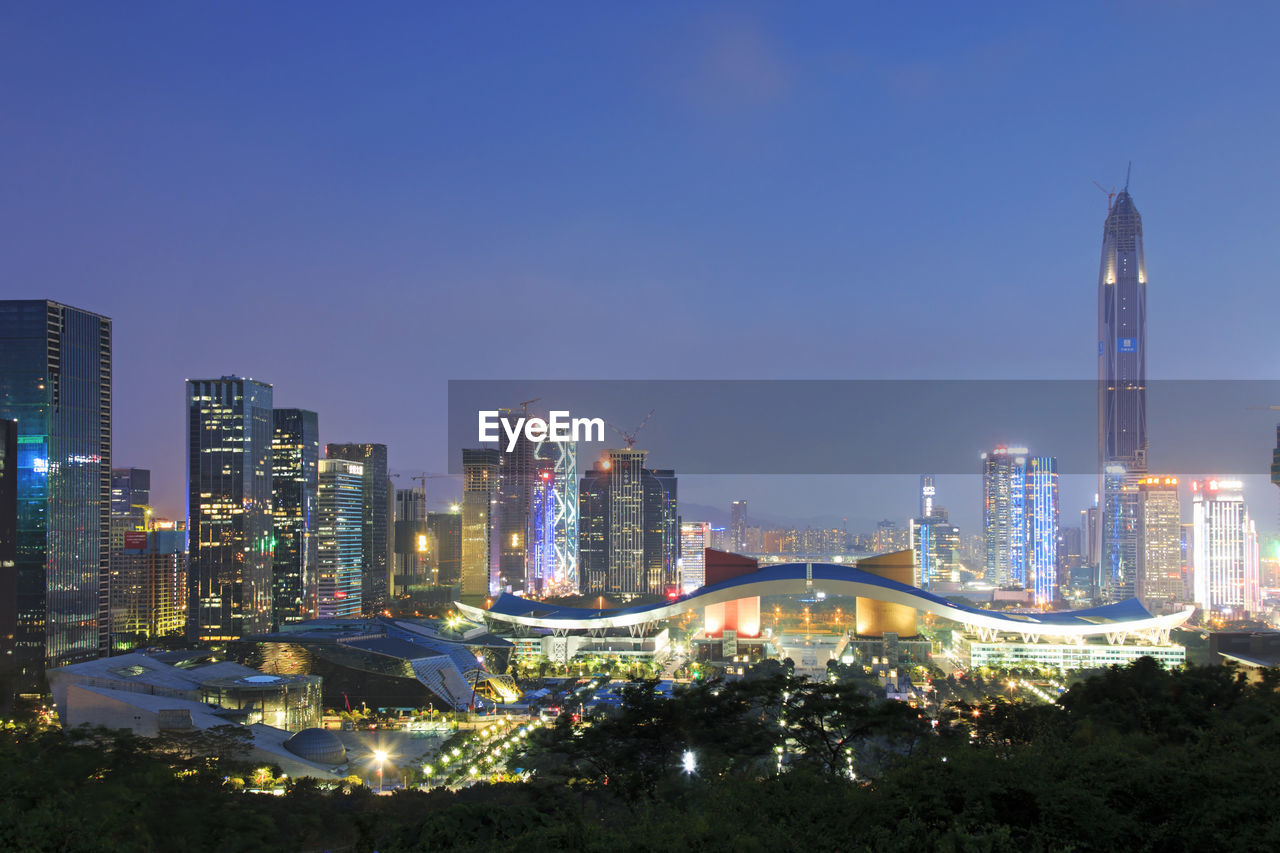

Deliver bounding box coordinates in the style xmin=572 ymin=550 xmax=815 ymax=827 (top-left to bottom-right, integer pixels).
xmin=373 ymin=749 xmax=388 ymax=793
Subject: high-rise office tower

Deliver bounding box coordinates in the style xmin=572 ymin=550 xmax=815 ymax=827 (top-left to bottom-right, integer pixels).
xmin=0 ymin=419 xmax=18 ymax=704
xmin=607 ymin=449 xmax=647 ymax=595
xmin=392 ymin=486 xmax=429 ymax=595
xmin=186 ymin=377 xmax=273 ymax=641
xmin=982 ymin=446 xmax=1028 ymax=587
xmin=644 ymin=467 xmax=678 ymax=594
xmin=460 ymin=448 xmax=499 ymax=600
xmin=527 ymin=469 xmax=557 ymax=596
xmin=325 ymin=443 xmax=390 ymax=613
xmin=533 ymin=438 xmax=578 ymax=596
xmin=1191 ymin=479 xmax=1260 ymax=616
xmin=108 ymin=467 xmax=153 ymax=647
xmin=679 ymin=521 xmax=710 ymax=592
xmin=1097 ymin=186 xmax=1149 ymax=602
xmin=912 ymin=507 xmax=959 ymax=589
xmin=317 ymin=459 xmax=363 ymax=618
xmin=0 ymin=301 xmax=112 ymax=684
xmin=109 ymin=526 xmax=187 ymax=641
xmin=578 ymin=450 xmax=677 ymax=597
xmin=272 ymin=410 xmax=319 ymax=627
xmin=730 ymin=500 xmax=748 ymax=553
xmin=578 ymin=461 xmax=610 ymax=594
xmin=496 ymin=421 xmax=534 ymax=592
xmin=920 ymin=475 xmax=936 ymax=518
xmin=1024 ymin=456 xmax=1060 ymax=606
xmin=425 ymin=510 xmax=462 ymax=587
xmin=1136 ymin=476 xmax=1183 ymax=614
xmin=110 ymin=468 xmax=151 ymax=550
xmin=1272 ymin=425 xmax=1280 ymax=513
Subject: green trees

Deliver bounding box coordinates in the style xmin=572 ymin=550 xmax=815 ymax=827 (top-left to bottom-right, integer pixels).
xmin=7 ymin=660 xmax=1280 ymax=850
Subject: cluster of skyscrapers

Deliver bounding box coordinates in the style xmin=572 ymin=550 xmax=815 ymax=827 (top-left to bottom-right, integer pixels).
xmin=459 ymin=431 xmax=678 ymax=602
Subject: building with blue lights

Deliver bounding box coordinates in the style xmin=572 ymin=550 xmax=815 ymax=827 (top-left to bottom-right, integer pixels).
xmin=982 ymin=446 xmax=1027 ymax=587
xmin=1025 ymin=456 xmax=1060 ymax=606
xmin=0 ymin=300 xmax=112 ymax=691
xmin=317 ymin=459 xmax=364 ymax=619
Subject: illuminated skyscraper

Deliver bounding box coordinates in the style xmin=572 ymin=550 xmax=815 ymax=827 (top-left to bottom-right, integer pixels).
xmin=110 ymin=468 xmax=150 ymax=550
xmin=272 ymin=409 xmax=319 ymax=626
xmin=1097 ymin=186 xmax=1149 ymax=602
xmin=186 ymin=377 xmax=273 ymax=641
xmin=911 ymin=509 xmax=959 ymax=589
xmin=108 ymin=527 xmax=187 ymax=641
xmin=578 ymin=449 xmax=678 ymax=597
xmin=1024 ymin=456 xmax=1059 ymax=606
xmin=427 ymin=510 xmax=462 ymax=586
xmin=919 ymin=475 xmax=936 ymax=518
xmin=982 ymin=446 xmax=1028 ymax=587
xmin=680 ymin=521 xmax=710 ymax=592
xmin=0 ymin=301 xmax=112 ymax=686
xmin=527 ymin=469 xmax=557 ymax=595
xmin=460 ymin=448 xmax=499 ymax=600
xmin=533 ymin=438 xmax=578 ymax=595
xmin=497 ymin=420 xmax=534 ymax=592
xmin=325 ymin=443 xmax=390 ymax=613
xmin=0 ymin=419 xmax=18 ymax=704
xmin=317 ymin=459 xmax=363 ymax=618
xmin=1191 ymin=479 xmax=1260 ymax=616
xmin=1136 ymin=476 xmax=1183 ymax=614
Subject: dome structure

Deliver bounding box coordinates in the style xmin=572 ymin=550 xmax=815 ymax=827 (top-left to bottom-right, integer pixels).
xmin=284 ymin=728 xmax=347 ymax=765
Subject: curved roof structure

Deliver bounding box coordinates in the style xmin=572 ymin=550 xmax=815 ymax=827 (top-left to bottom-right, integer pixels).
xmin=457 ymin=562 xmax=1193 ymax=640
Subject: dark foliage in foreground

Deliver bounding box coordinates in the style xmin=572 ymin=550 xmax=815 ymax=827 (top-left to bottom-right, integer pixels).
xmin=3 ymin=660 xmax=1280 ymax=851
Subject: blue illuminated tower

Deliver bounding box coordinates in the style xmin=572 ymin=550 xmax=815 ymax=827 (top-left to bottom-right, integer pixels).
xmin=1025 ymin=456 xmax=1060 ymax=606
xmin=982 ymin=446 xmax=1028 ymax=587
xmin=1097 ymin=181 xmax=1148 ymax=601
xmin=0 ymin=300 xmax=112 ymax=689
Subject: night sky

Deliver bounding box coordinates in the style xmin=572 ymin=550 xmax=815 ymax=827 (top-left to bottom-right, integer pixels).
xmin=3 ymin=2 xmax=1279 ymax=534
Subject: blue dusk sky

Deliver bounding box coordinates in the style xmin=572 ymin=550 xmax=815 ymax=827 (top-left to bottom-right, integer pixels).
xmin=3 ymin=2 xmax=1279 ymax=534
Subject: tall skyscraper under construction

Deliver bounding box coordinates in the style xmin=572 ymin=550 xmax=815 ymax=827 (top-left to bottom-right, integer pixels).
xmin=1097 ymin=182 xmax=1149 ymax=602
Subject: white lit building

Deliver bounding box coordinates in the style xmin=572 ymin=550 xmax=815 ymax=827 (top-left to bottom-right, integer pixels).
xmin=679 ymin=521 xmax=710 ymax=592
xmin=1191 ymin=479 xmax=1260 ymax=616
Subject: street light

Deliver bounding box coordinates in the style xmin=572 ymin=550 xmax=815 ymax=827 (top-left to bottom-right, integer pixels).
xmin=373 ymin=749 xmax=388 ymax=793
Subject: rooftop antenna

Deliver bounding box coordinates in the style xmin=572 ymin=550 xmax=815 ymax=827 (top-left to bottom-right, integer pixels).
xmin=1124 ymin=161 xmax=1132 ymax=192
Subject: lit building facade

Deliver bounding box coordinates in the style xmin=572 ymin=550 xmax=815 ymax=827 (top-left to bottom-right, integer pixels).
xmin=533 ymin=438 xmax=578 ymax=596
xmin=0 ymin=300 xmax=113 ymax=687
xmin=527 ymin=469 xmax=557 ymax=595
xmin=496 ymin=421 xmax=534 ymax=592
xmin=982 ymin=446 xmax=1028 ymax=587
xmin=317 ymin=459 xmax=363 ymax=619
xmin=1136 ymin=476 xmax=1183 ymax=614
xmin=325 ymin=443 xmax=390 ymax=613
xmin=272 ymin=409 xmax=319 ymax=627
xmin=1025 ymin=456 xmax=1059 ymax=606
xmin=1191 ymin=479 xmax=1260 ymax=616
xmin=911 ymin=510 xmax=959 ymax=589
xmin=108 ymin=528 xmax=187 ymax=640
xmin=426 ymin=510 xmax=462 ymax=586
xmin=578 ymin=461 xmax=609 ymax=594
xmin=460 ymin=448 xmax=499 ymax=600
xmin=0 ymin=419 xmax=18 ymax=702
xmin=186 ymin=377 xmax=274 ymax=641
xmin=1098 ymin=189 xmax=1149 ymax=602
xmin=110 ymin=467 xmax=150 ymax=550
xmin=680 ymin=521 xmax=710 ymax=592
xmin=578 ymin=450 xmax=678 ymax=597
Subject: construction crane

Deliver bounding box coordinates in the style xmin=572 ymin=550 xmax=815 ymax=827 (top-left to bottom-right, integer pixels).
xmin=1092 ymin=180 xmax=1116 ymax=211
xmin=607 ymin=409 xmax=654 ymax=449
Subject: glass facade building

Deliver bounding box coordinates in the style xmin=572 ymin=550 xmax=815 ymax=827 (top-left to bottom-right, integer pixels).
xmin=0 ymin=300 xmax=112 ymax=691
xmin=982 ymin=446 xmax=1027 ymax=587
xmin=1097 ymin=189 xmax=1149 ymax=602
xmin=108 ymin=528 xmax=187 ymax=640
xmin=186 ymin=377 xmax=274 ymax=641
xmin=1025 ymin=456 xmax=1060 ymax=607
xmin=272 ymin=409 xmax=319 ymax=627
xmin=1191 ymin=479 xmax=1260 ymax=616
xmin=460 ymin=448 xmax=499 ymax=600
xmin=325 ymin=443 xmax=390 ymax=613
xmin=1136 ymin=476 xmax=1184 ymax=614
xmin=317 ymin=459 xmax=364 ymax=618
